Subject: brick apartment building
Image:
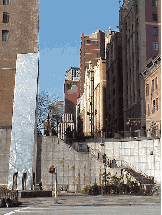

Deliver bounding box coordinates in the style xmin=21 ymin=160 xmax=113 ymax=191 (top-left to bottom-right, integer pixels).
xmin=106 ymin=28 xmax=123 ymax=137
xmin=119 ymin=0 xmax=161 ymax=136
xmin=142 ymin=54 xmax=161 ymax=137
xmin=0 ymin=0 xmax=39 ymax=189
xmin=64 ymin=67 xmax=80 ymax=115
xmin=80 ymin=30 xmax=105 ymax=96
xmin=0 ymin=0 xmax=38 ymax=128
xmin=77 ymin=59 xmax=106 ymax=138
xmin=93 ymin=58 xmax=107 ymax=136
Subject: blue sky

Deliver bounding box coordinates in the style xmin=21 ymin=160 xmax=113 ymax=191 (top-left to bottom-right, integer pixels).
xmin=39 ymin=0 xmax=122 ymax=100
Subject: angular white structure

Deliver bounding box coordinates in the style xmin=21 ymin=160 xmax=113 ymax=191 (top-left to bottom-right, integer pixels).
xmin=8 ymin=53 xmax=38 ymax=190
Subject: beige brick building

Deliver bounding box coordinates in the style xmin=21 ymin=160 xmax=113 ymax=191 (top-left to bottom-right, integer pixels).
xmin=78 ymin=59 xmax=106 ymax=138
xmin=142 ymin=54 xmax=161 ymax=137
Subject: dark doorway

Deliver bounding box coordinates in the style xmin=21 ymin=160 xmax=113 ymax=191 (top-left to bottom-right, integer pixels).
xmin=13 ymin=172 xmax=18 ymax=190
xmin=22 ymin=172 xmax=27 ymax=190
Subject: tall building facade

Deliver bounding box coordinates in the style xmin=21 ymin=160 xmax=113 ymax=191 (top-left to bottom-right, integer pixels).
xmin=80 ymin=30 xmax=105 ymax=96
xmin=0 ymin=0 xmax=39 ymax=189
xmin=0 ymin=0 xmax=39 ymax=128
xmin=77 ymin=59 xmax=106 ymax=138
xmin=119 ymin=0 xmax=161 ymax=136
xmin=64 ymin=67 xmax=80 ymax=115
xmin=106 ymin=29 xmax=123 ymax=137
xmin=142 ymin=54 xmax=161 ymax=137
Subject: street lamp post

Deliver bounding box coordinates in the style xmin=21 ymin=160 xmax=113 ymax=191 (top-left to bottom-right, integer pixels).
xmin=49 ymin=165 xmax=58 ymax=203
xmin=55 ymin=167 xmax=57 ymax=198
xmin=103 ymin=153 xmax=107 ymax=195
xmin=104 ymin=164 xmax=107 ymax=194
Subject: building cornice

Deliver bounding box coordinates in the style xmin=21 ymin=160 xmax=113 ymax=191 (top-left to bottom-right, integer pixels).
xmin=141 ymin=54 xmax=161 ymax=80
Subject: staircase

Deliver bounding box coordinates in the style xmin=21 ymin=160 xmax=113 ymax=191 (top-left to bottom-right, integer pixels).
xmin=124 ymin=168 xmax=154 ymax=185
xmin=118 ymin=160 xmax=154 ymax=186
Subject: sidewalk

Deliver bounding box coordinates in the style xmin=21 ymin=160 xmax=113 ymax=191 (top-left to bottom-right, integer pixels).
xmin=19 ymin=194 xmax=161 ymax=207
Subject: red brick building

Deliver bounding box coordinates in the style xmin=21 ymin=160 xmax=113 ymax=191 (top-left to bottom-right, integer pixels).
xmin=80 ymin=30 xmax=105 ymax=96
xmin=0 ymin=0 xmax=39 ymax=129
xmin=64 ymin=67 xmax=80 ymax=115
xmin=0 ymin=0 xmax=39 ymax=188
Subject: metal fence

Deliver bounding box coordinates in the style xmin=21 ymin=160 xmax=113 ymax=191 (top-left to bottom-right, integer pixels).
xmin=0 ymin=190 xmax=18 ymax=201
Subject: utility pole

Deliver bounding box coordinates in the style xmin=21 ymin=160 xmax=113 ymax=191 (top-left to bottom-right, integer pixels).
xmin=90 ymin=67 xmax=94 ymax=138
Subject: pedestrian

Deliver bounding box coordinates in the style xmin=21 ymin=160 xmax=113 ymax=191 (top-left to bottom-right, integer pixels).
xmin=39 ymin=181 xmax=42 ymax=190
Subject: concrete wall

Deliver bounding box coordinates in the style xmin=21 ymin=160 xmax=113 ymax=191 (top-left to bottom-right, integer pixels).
xmin=87 ymin=138 xmax=161 ymax=184
xmin=41 ymin=136 xmax=117 ymax=192
xmin=8 ymin=53 xmax=38 ymax=190
xmin=0 ymin=129 xmax=11 ymax=186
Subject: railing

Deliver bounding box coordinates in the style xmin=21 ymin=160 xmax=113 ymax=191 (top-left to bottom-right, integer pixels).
xmin=83 ymin=131 xmax=142 ymax=139
xmin=116 ymin=160 xmax=154 ymax=184
xmin=0 ymin=190 xmax=18 ymax=201
xmin=87 ymin=144 xmax=153 ymax=183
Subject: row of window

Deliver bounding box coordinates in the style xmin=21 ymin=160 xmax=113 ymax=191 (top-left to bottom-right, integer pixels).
xmin=87 ymin=40 xmax=98 ymax=44
xmin=146 ymin=77 xmax=158 ymax=96
xmin=3 ymin=0 xmax=9 ymax=5
xmin=147 ymin=98 xmax=159 ymax=116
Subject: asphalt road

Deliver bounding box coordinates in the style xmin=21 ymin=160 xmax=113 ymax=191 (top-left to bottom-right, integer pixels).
xmin=0 ymin=205 xmax=161 ymax=215
xmin=0 ymin=194 xmax=161 ymax=215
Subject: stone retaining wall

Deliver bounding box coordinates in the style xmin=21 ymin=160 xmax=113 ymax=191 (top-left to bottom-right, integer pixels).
xmin=87 ymin=138 xmax=161 ymax=184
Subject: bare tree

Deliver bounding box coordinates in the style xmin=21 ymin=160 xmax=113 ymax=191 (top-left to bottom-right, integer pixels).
xmin=37 ymin=90 xmax=63 ymax=135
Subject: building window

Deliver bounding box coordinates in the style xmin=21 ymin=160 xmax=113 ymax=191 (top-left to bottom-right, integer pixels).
xmin=156 ymin=98 xmax=159 ymax=111
xmin=155 ymin=77 xmax=158 ymax=89
xmin=153 ymin=100 xmax=155 ymax=113
xmin=113 ymin=88 xmax=115 ymax=95
xmin=112 ymin=77 xmax=115 ymax=85
xmin=87 ymin=40 xmax=91 ymax=44
xmin=152 ymin=13 xmax=158 ymax=21
xmin=148 ymin=104 xmax=150 ymax=116
xmin=3 ymin=12 xmax=9 ymax=23
xmin=152 ymin=0 xmax=157 ymax=7
xmin=3 ymin=0 xmax=9 ymax=5
xmin=109 ymin=104 xmax=111 ymax=110
xmin=153 ymin=42 xmax=158 ymax=50
xmin=146 ymin=84 xmax=149 ymax=96
xmin=136 ymin=4 xmax=138 ymax=14
xmin=109 ymin=114 xmax=111 ymax=122
xmin=152 ymin=79 xmax=155 ymax=92
xmin=113 ymin=111 xmax=115 ymax=119
xmin=113 ymin=100 xmax=115 ymax=107
xmin=2 ymin=30 xmax=9 ymax=41
xmin=153 ymin=27 xmax=158 ymax=36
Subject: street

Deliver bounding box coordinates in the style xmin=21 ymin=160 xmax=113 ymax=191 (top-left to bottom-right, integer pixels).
xmin=0 ymin=205 xmax=161 ymax=215
xmin=0 ymin=195 xmax=161 ymax=215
